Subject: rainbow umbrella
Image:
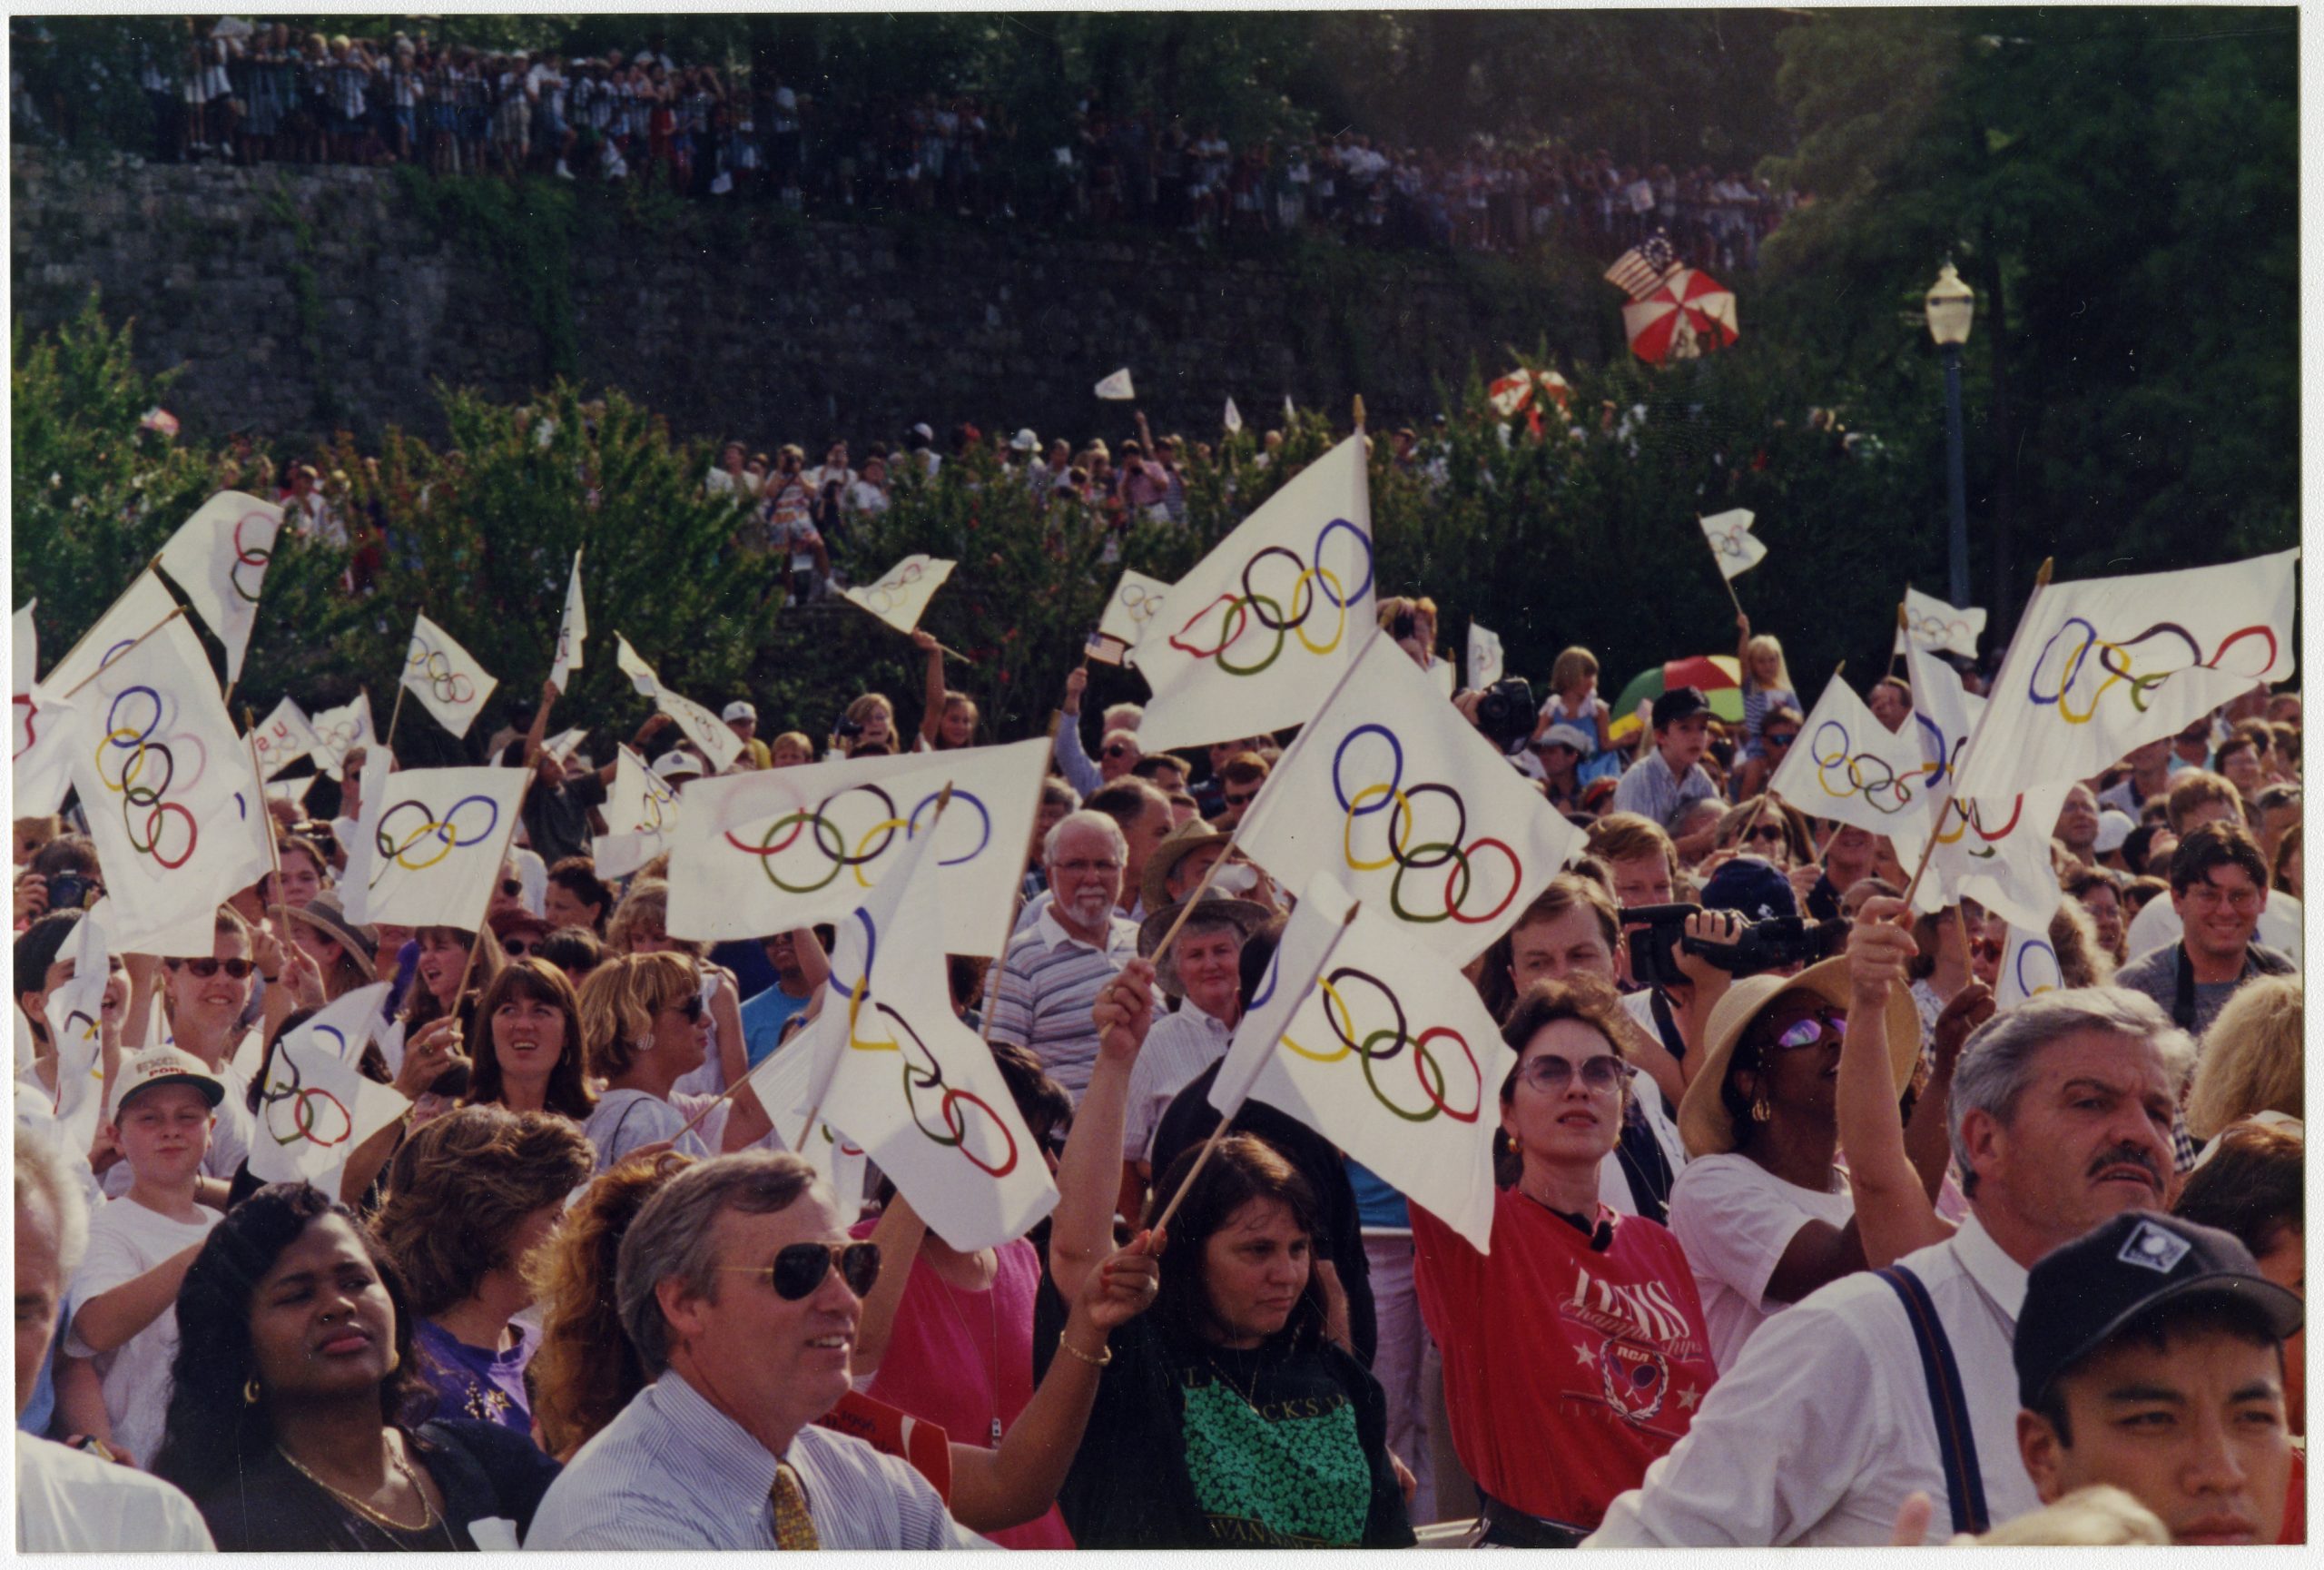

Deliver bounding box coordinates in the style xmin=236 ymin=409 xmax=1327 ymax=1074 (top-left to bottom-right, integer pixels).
xmin=1608 ymin=655 xmax=1744 ymax=745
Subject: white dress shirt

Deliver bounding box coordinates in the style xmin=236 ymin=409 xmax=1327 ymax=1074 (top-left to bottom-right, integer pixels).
xmin=1585 ymin=1213 xmax=2040 ymax=1546
xmin=15 ymin=1433 xmax=215 ymax=1551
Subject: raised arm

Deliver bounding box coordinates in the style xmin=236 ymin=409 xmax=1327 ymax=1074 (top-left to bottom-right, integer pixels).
xmin=913 ymin=630 xmax=947 ymax=748
xmin=69 ymin=1239 xmax=207 ymax=1355
xmin=850 ymin=1190 xmax=930 ymax=1378
xmin=522 ymin=678 xmax=557 ymax=772
xmin=1049 ymin=958 xmax=1154 ymax=1304
xmin=1052 ymin=668 xmax=1101 ymax=799
xmin=1835 ymin=896 xmax=1954 ymax=1267
xmin=1906 ymin=982 xmax=1990 ymax=1200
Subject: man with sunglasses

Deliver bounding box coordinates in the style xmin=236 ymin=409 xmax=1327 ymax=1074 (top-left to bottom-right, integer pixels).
xmin=527 ymin=1151 xmax=992 ymax=1548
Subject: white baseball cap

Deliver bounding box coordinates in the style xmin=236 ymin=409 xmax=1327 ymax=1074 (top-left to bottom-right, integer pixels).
xmin=722 ymin=700 xmax=757 ymax=724
xmin=1011 ymin=428 xmax=1039 ymax=452
xmin=2094 ymin=809 xmax=2136 ymax=854
xmin=652 ymin=750 xmax=705 ymax=782
xmin=108 ymin=1044 xmax=225 ymax=1125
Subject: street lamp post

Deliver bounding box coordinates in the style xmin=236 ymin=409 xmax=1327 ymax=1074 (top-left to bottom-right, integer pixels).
xmin=1925 ymin=262 xmax=1975 ymax=609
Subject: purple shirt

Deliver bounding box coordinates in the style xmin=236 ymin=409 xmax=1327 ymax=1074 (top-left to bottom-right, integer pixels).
xmin=416 ymin=1318 xmax=537 ymax=1435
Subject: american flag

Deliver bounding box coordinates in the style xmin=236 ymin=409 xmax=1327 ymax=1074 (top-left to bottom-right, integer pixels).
xmin=1604 ymin=232 xmax=1679 ymax=301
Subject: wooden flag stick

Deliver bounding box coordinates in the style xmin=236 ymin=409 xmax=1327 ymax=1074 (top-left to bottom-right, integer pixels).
xmin=244 ymin=713 xmax=289 ymax=934
xmin=1897 ymin=558 xmax=2053 ymax=915
xmin=55 ymin=607 xmax=188 ymax=700
xmin=1149 ymin=899 xmax=1364 ymax=1237
xmin=383 ymin=680 xmax=409 ymax=755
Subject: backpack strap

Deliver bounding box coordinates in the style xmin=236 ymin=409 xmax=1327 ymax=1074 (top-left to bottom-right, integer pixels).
xmin=1876 ymin=1264 xmax=1990 ymax=1536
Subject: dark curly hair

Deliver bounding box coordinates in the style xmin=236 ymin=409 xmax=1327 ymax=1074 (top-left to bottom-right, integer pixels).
xmin=1143 ymin=1133 xmax=1329 ymax=1353
xmin=152 ymin=1183 xmax=433 ymax=1502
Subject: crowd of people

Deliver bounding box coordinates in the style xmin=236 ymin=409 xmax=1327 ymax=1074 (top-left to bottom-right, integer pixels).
xmin=13 ymin=442 xmax=2308 ymax=1550
xmin=9 ymin=17 xmax=1791 ymax=271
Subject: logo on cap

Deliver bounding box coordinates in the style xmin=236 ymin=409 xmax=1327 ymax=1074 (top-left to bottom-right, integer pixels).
xmin=2117 ymin=1219 xmax=2193 ymax=1275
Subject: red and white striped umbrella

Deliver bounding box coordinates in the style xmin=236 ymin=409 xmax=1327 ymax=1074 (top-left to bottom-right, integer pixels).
xmin=1620 ymin=269 xmax=1739 ymax=364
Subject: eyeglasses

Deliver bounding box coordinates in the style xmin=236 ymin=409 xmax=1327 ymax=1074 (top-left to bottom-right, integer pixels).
xmin=1516 ymin=1053 xmax=1625 ymax=1093
xmin=1766 ymin=1010 xmax=1847 ymax=1051
xmin=2182 ymin=881 xmax=2262 ymax=913
xmin=1224 ymin=786 xmax=1260 ymax=806
xmin=664 ymin=994 xmax=707 ymax=1022
xmin=503 ymin=937 xmax=537 ymax=956
xmin=1765 ymin=732 xmax=1798 ymax=749
xmin=1103 ymin=745 xmax=1135 ymax=758
xmin=171 ymin=957 xmax=255 ymax=980
xmin=714 ymin=1241 xmax=882 ymax=1301
xmin=1970 ymin=938 xmax=2004 ymax=962
xmin=1743 ymin=824 xmax=1788 ymax=845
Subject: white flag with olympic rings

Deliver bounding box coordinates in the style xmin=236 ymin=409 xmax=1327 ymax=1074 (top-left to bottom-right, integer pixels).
xmin=58 ymin=614 xmax=274 ymax=955
xmin=347 ymin=765 xmax=528 ymax=929
xmin=1894 ymin=779 xmax=2072 ymax=933
xmin=1234 ymin=628 xmax=1587 ymax=964
xmin=39 ymin=903 xmax=113 ymax=1157
xmin=1132 ymin=433 xmax=1376 ymax=751
xmin=250 ymin=696 xmax=322 ymax=779
xmin=401 ymin=612 xmax=500 ymax=740
xmin=665 ymin=736 xmax=1050 ymax=958
xmin=593 ymin=743 xmax=682 ymax=881
xmin=1897 ymin=586 xmax=1986 ymax=661
xmin=1993 ymin=922 xmax=2064 ymax=1012
xmin=250 ymin=982 xmax=408 ymax=1190
xmin=612 ymin=633 xmax=744 ymax=774
xmin=842 ymin=554 xmax=956 ymax=637
xmin=18 ymin=571 xmax=181 ymax=819
xmin=310 ymin=691 xmax=373 ymax=781
xmin=156 ymin=489 xmax=283 ymax=686
xmin=1765 ymin=675 xmax=1934 ymax=842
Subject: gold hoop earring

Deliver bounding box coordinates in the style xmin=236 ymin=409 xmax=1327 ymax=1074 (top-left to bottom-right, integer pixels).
xmin=243 ymin=1377 xmax=263 ymax=1406
xmin=1750 ymin=1092 xmax=1773 ymax=1123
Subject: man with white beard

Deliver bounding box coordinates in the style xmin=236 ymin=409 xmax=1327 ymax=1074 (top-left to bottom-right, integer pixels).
xmin=988 ymin=811 xmax=1148 ymax=1105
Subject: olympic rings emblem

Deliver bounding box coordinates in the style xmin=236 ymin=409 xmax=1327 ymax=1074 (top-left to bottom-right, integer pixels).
xmin=405 ymin=636 xmax=478 ymax=706
xmin=1704 ymin=518 xmax=1757 ymax=560
xmin=2026 ymin=617 xmax=2276 ymax=726
xmin=1118 ymin=582 xmax=1166 ymax=628
xmin=1932 ymin=794 xmax=2025 ymax=862
xmin=230 ymin=509 xmax=275 ymax=605
xmin=1905 ymin=610 xmax=1972 ymax=648
xmin=722 ymin=785 xmax=992 ymax=894
xmin=13 ymin=692 xmax=39 ymax=760
xmin=1332 ymin=724 xmax=1523 ymax=926
xmin=1165 ymin=518 xmax=1374 ymax=676
xmin=261 ymin=1052 xmax=354 ymax=1149
xmin=1808 ymin=720 xmax=1918 ymax=815
xmin=862 ymin=560 xmax=929 ymax=617
xmin=837 ymin=917 xmax=1019 ymax=1177
xmin=2013 ymin=937 xmax=2062 ymax=1000
xmin=92 ymin=684 xmax=209 ymax=869
xmin=1281 ymin=964 xmax=1484 ymax=1125
xmin=371 ymin=794 xmax=502 ymax=881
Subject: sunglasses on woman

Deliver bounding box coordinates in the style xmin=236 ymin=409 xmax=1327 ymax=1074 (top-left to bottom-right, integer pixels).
xmin=1768 ymin=1011 xmax=1847 ymax=1051
xmin=664 ymin=994 xmax=706 ymax=1022
xmin=1743 ymin=824 xmax=1788 ymax=845
xmin=715 ymin=1240 xmax=881 ymax=1301
xmin=170 ymin=957 xmax=255 ymax=980
xmin=1516 ymin=1052 xmax=1625 ymax=1092
xmin=503 ymin=937 xmax=537 ymax=957
xmin=1765 ymin=731 xmax=1798 ymax=749
xmin=1970 ymin=938 xmax=2004 ymax=962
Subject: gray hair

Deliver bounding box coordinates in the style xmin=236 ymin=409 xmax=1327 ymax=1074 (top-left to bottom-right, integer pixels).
xmin=1043 ymin=809 xmax=1127 ymax=866
xmin=1947 ymin=986 xmax=2197 ymax=1194
xmin=615 ymin=1150 xmax=819 ymax=1376
xmin=1155 ymin=909 xmax=1247 ymax=995
xmin=15 ymin=1131 xmax=90 ymax=1285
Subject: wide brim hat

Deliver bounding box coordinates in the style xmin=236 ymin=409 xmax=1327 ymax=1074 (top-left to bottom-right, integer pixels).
xmin=284 ymin=893 xmax=379 ymax=978
xmin=1137 ymin=894 xmax=1274 ymax=1000
xmin=1677 ymin=953 xmax=1923 ymax=1159
xmin=1141 ymin=817 xmax=1230 ymax=914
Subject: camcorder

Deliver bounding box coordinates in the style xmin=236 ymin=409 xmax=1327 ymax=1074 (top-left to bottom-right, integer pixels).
xmin=1473 ymin=676 xmax=1536 ymax=754
xmin=1619 ymin=903 xmax=1851 ymax=988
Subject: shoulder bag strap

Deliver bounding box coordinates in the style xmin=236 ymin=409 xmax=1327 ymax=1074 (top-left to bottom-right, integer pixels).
xmin=1875 ymin=1264 xmax=1990 ymax=1535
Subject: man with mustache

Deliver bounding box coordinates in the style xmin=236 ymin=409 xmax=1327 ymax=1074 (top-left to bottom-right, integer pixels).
xmin=988 ymin=812 xmax=1147 ymax=1104
xmin=1589 ymin=981 xmax=2190 ymax=1545
xmin=2013 ymin=1211 xmax=2298 ymax=1545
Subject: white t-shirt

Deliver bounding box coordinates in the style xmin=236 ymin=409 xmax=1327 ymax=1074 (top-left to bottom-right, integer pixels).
xmin=15 ymin=1433 xmax=215 ymax=1551
xmin=64 ymin=1195 xmax=222 ymax=1466
xmin=582 ymin=1086 xmax=722 ymax=1173
xmin=2122 ymin=887 xmax=2303 ymax=967
xmin=1667 ymin=1152 xmax=1856 ymax=1372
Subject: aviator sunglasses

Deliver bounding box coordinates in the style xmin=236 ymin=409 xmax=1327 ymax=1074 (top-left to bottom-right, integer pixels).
xmin=716 ymin=1241 xmax=882 ymax=1301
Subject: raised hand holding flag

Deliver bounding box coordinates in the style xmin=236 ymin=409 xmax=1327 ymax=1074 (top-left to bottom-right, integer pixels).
xmin=250 ymin=982 xmax=407 ymax=1190
xmin=613 ymin=633 xmax=743 ymax=774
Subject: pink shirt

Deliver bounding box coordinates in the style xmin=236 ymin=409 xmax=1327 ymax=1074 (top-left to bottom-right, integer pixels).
xmin=848 ymin=1224 xmax=1075 ymax=1549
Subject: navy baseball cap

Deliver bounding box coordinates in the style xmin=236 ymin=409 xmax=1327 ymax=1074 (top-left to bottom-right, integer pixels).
xmin=2014 ymin=1211 xmax=2303 ymax=1409
xmin=1700 ymin=854 xmax=1798 ymax=923
xmin=1650 ymin=686 xmax=1712 ymax=729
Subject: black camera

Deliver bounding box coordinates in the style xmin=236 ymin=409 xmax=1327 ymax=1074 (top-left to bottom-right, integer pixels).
xmin=1619 ymin=902 xmax=1851 ymax=989
xmin=831 ymin=711 xmax=864 ymax=743
xmin=1473 ymin=677 xmax=1536 ymax=754
xmin=44 ymin=871 xmax=97 ymax=913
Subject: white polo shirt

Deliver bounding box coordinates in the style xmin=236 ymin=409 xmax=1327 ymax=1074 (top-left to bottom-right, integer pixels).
xmin=15 ymin=1434 xmax=215 ymax=1550
xmin=1586 ymin=1212 xmax=2040 ymax=1546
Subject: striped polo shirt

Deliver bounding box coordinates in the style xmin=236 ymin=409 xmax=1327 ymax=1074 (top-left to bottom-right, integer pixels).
xmin=988 ymin=906 xmax=1144 ymax=1104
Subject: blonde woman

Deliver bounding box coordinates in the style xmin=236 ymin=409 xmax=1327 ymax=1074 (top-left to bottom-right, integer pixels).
xmin=574 ymin=953 xmax=773 ymax=1171
xmin=2184 ymin=975 xmax=2302 ymax=1141
xmin=603 ymin=879 xmax=747 ymax=1098
xmin=1733 ymin=612 xmax=1798 ymax=761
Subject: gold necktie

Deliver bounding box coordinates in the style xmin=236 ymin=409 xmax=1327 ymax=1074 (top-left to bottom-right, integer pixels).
xmin=773 ymin=1461 xmax=820 ymax=1551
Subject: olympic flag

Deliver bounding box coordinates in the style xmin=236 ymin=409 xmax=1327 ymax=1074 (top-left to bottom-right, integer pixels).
xmin=401 ymin=612 xmax=499 ymax=739
xmin=736 ymin=1028 xmax=868 ymax=1208
xmin=59 ymin=616 xmax=274 ymax=955
xmin=1233 ymin=628 xmax=1586 ymax=963
xmin=1896 ymin=586 xmax=1985 ymax=662
xmin=782 ymin=811 xmax=1057 ymax=1252
xmin=842 ymin=555 xmax=956 ymax=637
xmin=1699 ymin=509 xmax=1767 ymax=580
xmin=310 ymin=692 xmax=373 ymax=780
xmin=1949 ymin=549 xmax=2299 ymax=800
xmin=1765 ymin=676 xmax=1932 ymax=841
xmin=1222 ymin=885 xmax=1512 ymax=1253
xmin=1086 ymin=568 xmax=1174 ymax=667
xmin=666 ymin=738 xmax=1049 ymax=957
xmin=553 ymin=551 xmax=588 ymax=687
xmin=1467 ymin=622 xmax=1504 ymax=691
xmin=614 ymin=633 xmax=744 ymax=775
xmin=18 ymin=572 xmax=182 ymax=817
xmin=249 ymin=696 xmax=322 ymax=778
xmin=155 ymin=489 xmax=283 ymax=686
xmin=1993 ymin=921 xmax=2064 ymax=1011
xmin=1896 ymin=781 xmax=2071 ymax=933
xmin=593 ymin=744 xmax=682 ymax=881
xmin=249 ymin=982 xmax=407 ymax=1191
xmin=13 ymin=599 xmax=74 ymax=816
xmin=1905 ymin=629 xmax=1981 ymax=797
xmin=343 ymin=765 xmax=528 ymax=929
xmin=40 ymin=908 xmax=113 ymax=1155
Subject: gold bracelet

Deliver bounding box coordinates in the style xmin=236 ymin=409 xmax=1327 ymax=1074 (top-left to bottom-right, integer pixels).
xmin=1057 ymin=1334 xmax=1112 ymax=1368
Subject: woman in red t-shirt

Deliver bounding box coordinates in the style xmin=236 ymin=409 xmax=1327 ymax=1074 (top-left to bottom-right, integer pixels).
xmin=1411 ymin=975 xmax=1719 ymax=1545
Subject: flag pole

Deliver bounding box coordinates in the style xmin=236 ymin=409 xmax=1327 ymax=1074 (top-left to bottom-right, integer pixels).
xmin=1148 ymin=900 xmax=1363 ymax=1236
xmin=1897 ymin=558 xmax=2053 ymax=915
xmin=1145 ymin=626 xmax=1383 ymax=973
xmin=383 ymin=680 xmax=408 ymax=755
xmin=41 ymin=561 xmax=173 ymax=686
xmin=980 ymin=714 xmax=1064 ymax=1042
xmin=244 ymin=712 xmax=289 ymax=938
xmin=54 ymin=607 xmax=189 ymax=701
